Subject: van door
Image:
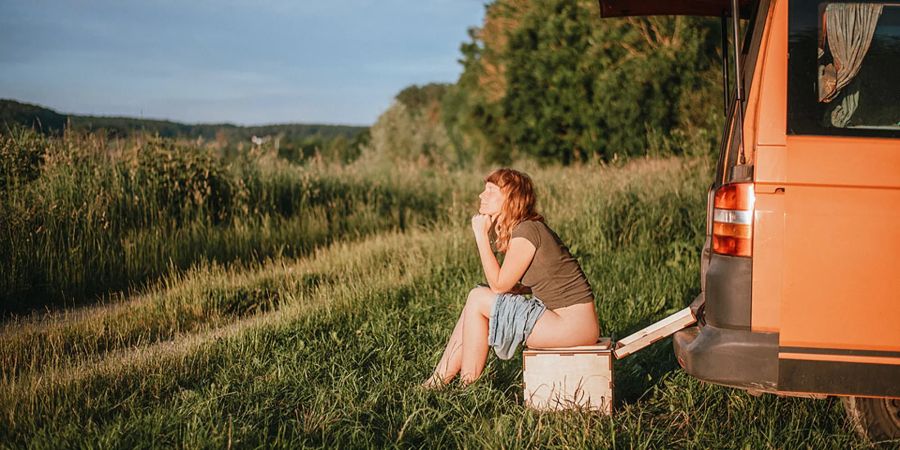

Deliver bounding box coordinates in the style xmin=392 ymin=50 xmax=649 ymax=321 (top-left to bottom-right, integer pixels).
xmin=776 ymin=0 xmax=900 ymax=397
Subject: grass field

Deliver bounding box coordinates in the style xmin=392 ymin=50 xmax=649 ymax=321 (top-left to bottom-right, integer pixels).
xmin=0 ymin=128 xmax=461 ymax=313
xmin=0 ymin=151 xmax=871 ymax=448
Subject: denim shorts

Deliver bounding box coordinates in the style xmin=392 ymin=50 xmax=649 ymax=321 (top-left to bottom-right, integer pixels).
xmin=487 ymin=292 xmax=547 ymax=360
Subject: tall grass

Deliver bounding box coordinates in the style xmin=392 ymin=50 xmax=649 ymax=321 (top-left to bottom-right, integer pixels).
xmin=0 ymin=156 xmax=874 ymax=448
xmin=0 ymin=127 xmax=466 ymax=314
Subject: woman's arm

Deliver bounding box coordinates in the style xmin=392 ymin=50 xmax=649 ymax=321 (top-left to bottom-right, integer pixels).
xmin=472 ymin=215 xmax=537 ymax=294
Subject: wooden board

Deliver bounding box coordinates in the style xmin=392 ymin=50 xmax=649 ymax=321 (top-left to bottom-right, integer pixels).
xmin=523 ymin=343 xmax=614 ymax=414
xmin=524 ymin=337 xmax=612 ymax=353
xmin=613 ymin=307 xmax=696 ymax=359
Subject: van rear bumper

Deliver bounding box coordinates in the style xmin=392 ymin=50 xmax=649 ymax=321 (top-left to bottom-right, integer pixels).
xmin=673 ymin=320 xmax=779 ymax=390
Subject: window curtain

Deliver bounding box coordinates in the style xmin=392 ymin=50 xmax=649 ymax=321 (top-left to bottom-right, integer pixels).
xmin=817 ymin=3 xmax=884 ymax=103
xmin=826 ymin=80 xmax=861 ymax=127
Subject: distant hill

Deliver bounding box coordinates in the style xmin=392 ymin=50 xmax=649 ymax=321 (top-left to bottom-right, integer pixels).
xmin=0 ymin=99 xmax=367 ymax=142
xmin=0 ymin=99 xmax=69 ymax=134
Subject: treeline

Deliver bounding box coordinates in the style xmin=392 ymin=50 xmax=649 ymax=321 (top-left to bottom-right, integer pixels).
xmin=0 ymin=99 xmax=369 ymax=165
xmin=366 ymin=0 xmax=724 ymax=166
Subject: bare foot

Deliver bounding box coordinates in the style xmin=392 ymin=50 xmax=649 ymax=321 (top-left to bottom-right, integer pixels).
xmin=458 ymin=373 xmax=481 ymax=387
xmin=420 ymin=373 xmax=449 ymax=390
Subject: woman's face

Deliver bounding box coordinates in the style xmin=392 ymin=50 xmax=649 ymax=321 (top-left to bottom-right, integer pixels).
xmin=479 ymin=182 xmax=504 ymax=216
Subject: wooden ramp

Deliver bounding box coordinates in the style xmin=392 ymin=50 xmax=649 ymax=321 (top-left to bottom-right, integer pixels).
xmin=613 ymin=307 xmax=697 ymax=359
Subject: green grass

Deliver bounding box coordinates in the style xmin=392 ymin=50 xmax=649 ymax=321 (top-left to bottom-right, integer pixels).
xmin=0 ymin=127 xmax=466 ymax=313
xmin=0 ymin=155 xmax=875 ymax=448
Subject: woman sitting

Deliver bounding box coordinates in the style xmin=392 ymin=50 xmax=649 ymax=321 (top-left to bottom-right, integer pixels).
xmin=425 ymin=168 xmax=600 ymax=387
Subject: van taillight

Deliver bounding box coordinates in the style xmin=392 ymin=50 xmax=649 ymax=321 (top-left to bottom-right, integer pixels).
xmin=712 ymin=183 xmax=755 ymax=257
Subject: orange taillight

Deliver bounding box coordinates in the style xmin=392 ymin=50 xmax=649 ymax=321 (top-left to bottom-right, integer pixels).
xmin=712 ymin=183 xmax=754 ymax=257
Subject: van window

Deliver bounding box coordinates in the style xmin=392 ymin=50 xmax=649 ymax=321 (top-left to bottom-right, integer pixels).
xmin=788 ymin=0 xmax=900 ymax=137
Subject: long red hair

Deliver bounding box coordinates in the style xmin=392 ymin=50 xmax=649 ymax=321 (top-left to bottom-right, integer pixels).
xmin=484 ymin=168 xmax=544 ymax=252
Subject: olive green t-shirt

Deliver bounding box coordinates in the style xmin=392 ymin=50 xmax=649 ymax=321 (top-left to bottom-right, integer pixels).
xmin=510 ymin=220 xmax=594 ymax=310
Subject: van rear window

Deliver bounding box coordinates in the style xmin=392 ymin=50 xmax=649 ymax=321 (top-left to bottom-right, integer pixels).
xmin=788 ymin=0 xmax=900 ymax=137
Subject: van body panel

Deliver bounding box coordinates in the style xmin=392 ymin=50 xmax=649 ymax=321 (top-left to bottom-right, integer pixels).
xmin=739 ymin=0 xmax=781 ymax=163
xmin=780 ymin=136 xmax=900 ymax=188
xmin=779 ymin=183 xmax=900 ymax=352
xmin=757 ymin=138 xmax=900 ymax=187
xmin=749 ymin=0 xmax=787 ymax=334
xmin=755 ymin=146 xmax=787 ymax=183
xmin=750 ymin=190 xmax=783 ymax=332
xmin=754 ymin=0 xmax=787 ymax=147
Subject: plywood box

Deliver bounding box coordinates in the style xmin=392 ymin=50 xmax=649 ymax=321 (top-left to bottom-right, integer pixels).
xmin=522 ymin=338 xmax=613 ymax=414
xmin=613 ymin=307 xmax=696 ymax=359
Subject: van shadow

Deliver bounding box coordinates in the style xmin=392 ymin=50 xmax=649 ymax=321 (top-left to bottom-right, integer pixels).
xmin=611 ymin=339 xmax=681 ymax=406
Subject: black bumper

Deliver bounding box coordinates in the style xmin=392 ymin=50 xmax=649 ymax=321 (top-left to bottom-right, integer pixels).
xmin=673 ymin=319 xmax=779 ymax=390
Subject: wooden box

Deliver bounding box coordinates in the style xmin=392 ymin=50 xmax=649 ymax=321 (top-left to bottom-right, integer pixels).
xmin=522 ymin=338 xmax=614 ymax=414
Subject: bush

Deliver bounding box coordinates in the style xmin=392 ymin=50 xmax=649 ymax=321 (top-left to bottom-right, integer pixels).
xmin=0 ymin=127 xmax=47 ymax=191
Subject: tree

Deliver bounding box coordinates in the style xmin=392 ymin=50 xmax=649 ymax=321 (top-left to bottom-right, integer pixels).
xmin=448 ymin=0 xmax=723 ymax=164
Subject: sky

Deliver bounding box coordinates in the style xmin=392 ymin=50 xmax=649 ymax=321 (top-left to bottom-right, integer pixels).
xmin=0 ymin=0 xmax=486 ymax=126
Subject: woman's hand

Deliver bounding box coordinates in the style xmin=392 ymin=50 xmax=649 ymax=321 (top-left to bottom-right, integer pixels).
xmin=471 ymin=214 xmax=493 ymax=241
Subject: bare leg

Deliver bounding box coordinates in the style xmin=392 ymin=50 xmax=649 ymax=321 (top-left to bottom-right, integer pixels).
xmin=424 ymin=307 xmax=466 ymax=387
xmin=423 ymin=287 xmax=495 ymax=388
xmin=460 ymin=287 xmax=494 ymax=384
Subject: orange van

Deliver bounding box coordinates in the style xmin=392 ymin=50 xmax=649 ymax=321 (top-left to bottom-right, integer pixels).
xmin=600 ymin=0 xmax=899 ymax=440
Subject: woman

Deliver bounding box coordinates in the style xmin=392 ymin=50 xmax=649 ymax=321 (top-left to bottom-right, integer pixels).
xmin=424 ymin=168 xmax=600 ymax=387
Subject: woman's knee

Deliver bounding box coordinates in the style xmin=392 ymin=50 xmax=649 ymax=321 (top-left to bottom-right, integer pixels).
xmin=466 ymin=286 xmax=492 ymax=304
xmin=465 ymin=287 xmax=494 ymax=318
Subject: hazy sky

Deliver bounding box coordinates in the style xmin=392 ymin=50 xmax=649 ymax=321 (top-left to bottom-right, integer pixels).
xmin=0 ymin=0 xmax=486 ymax=126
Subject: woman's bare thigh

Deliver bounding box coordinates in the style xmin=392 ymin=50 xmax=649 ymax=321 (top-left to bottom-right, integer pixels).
xmin=525 ymin=302 xmax=599 ymax=348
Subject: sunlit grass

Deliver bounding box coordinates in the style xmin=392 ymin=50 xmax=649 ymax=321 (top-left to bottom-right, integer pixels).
xmin=0 ymin=127 xmax=466 ymax=313
xmin=0 ymin=153 xmax=872 ymax=448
